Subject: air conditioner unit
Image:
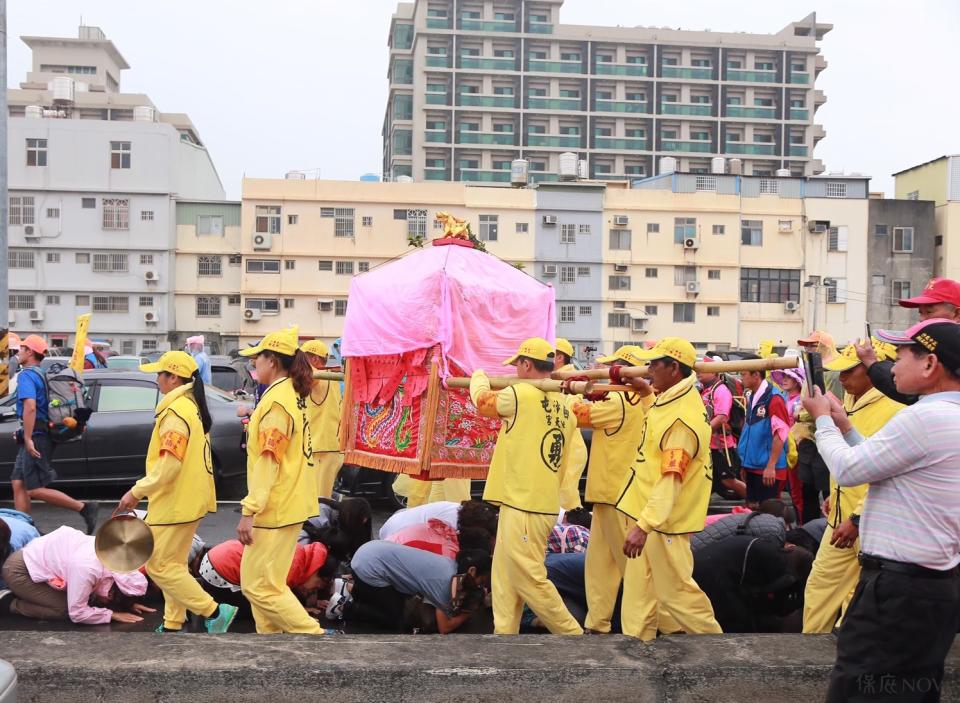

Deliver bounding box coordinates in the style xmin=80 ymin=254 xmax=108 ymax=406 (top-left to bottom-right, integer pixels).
xmin=23 ymin=225 xmax=37 ymax=238
xmin=143 ymin=310 xmax=159 ymax=323
xmin=808 ymin=221 xmax=828 ymax=234
xmin=614 ymin=264 xmax=629 ymax=273
xmin=685 ymin=281 xmax=701 ymax=295
xmin=29 ymin=309 xmax=44 ymax=322
xmin=542 ymin=264 xmax=557 ymax=277
xmin=784 ymin=300 xmax=800 ymax=312
xmin=243 ymin=308 xmax=262 ymax=321
xmin=613 ymin=215 xmax=629 ymax=227
xmin=144 ymin=270 xmax=159 ymax=282
xmin=778 ymin=221 xmax=793 ymax=233
xmin=253 ymin=232 xmax=273 ymax=250
xmin=317 ymin=300 xmax=334 ymax=312
xmin=542 ymin=215 xmax=558 ymax=226
xmin=683 ymin=236 xmax=700 ymax=250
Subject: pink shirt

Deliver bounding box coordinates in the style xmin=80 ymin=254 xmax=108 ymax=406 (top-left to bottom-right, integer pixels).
xmin=21 ymin=526 xmax=147 ymax=625
xmin=750 ymin=381 xmax=791 ymax=442
xmin=384 ymin=519 xmax=459 ymax=560
xmin=702 ymin=381 xmax=737 ymax=449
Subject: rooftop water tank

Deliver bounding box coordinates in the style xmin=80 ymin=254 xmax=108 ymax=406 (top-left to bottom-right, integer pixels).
xmin=51 ymin=76 xmax=75 ymax=104
xmin=711 ymin=157 xmax=726 ymax=175
xmin=559 ymin=152 xmax=578 ymax=180
xmin=25 ymin=105 xmax=43 ymax=119
xmin=284 ymin=171 xmax=307 ymax=180
xmin=728 ymin=158 xmax=743 ymax=175
xmin=776 ymin=168 xmax=791 ymax=177
xmin=133 ymin=105 xmax=156 ymax=122
xmin=511 ymin=159 xmax=529 ymax=186
xmin=577 ymin=159 xmax=589 ymax=179
xmin=359 ymin=173 xmax=380 ymax=182
xmin=659 ymin=156 xmax=677 ymax=175
xmin=396 ymin=175 xmax=414 ymax=183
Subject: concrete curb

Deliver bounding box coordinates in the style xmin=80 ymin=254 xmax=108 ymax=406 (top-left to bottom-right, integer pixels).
xmin=2 ymin=632 xmax=958 ymax=702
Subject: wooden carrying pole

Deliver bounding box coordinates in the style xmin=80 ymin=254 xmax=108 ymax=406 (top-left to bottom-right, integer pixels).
xmin=551 ymin=355 xmax=800 ymax=381
xmin=316 ymin=370 xmax=629 ymax=395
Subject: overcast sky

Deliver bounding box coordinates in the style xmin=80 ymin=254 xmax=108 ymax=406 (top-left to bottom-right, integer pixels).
xmin=8 ymin=0 xmax=958 ymax=199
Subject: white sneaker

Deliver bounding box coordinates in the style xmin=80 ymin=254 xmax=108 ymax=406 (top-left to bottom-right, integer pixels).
xmin=325 ymin=578 xmax=353 ymax=620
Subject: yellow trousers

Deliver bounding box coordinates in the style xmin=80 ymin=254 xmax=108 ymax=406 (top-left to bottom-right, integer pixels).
xmin=584 ymin=504 xmax=632 ymax=633
xmin=621 ymin=532 xmax=722 ymax=641
xmin=492 ymin=506 xmax=582 ymax=635
xmin=313 ymin=451 xmax=344 ymax=499
xmin=406 ymin=478 xmax=472 ymax=508
xmin=240 ymin=523 xmax=322 ymax=634
xmin=147 ymin=520 xmax=216 ymax=630
xmin=802 ymin=523 xmax=860 ymax=633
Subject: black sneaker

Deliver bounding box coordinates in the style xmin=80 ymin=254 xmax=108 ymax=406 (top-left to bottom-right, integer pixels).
xmin=80 ymin=502 xmax=100 ymax=535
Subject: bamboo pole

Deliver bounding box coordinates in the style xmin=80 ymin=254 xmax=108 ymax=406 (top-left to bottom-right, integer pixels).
xmin=443 ymin=376 xmax=632 ymax=395
xmin=551 ymin=355 xmax=800 ymax=381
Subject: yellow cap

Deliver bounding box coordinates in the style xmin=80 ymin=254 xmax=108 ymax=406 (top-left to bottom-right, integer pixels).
xmin=596 ymin=345 xmax=645 ymax=366
xmin=240 ymin=328 xmax=300 ymax=357
xmin=555 ymin=338 xmax=575 ymax=358
xmin=139 ymin=351 xmax=199 ymax=378
xmin=634 ymin=337 xmax=697 ymax=368
xmin=503 ymin=337 xmax=555 ymax=366
xmin=825 ymin=338 xmax=897 ymax=372
xmin=301 ymin=339 xmax=330 ymax=358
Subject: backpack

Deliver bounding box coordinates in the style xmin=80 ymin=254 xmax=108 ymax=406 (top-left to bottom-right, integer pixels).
xmin=25 ymin=365 xmax=93 ymax=443
xmin=708 ymin=376 xmax=746 ymax=439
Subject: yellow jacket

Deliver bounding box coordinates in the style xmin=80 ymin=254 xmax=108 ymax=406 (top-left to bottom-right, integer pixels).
xmin=133 ymin=383 xmax=216 ymax=526
xmin=557 ymin=363 xmax=588 ymax=510
xmin=573 ymin=391 xmax=652 ymax=505
xmin=616 ymin=374 xmax=712 ymax=534
xmin=471 ymin=372 xmax=577 ymax=515
xmin=241 ymin=377 xmax=318 ymax=528
xmin=828 ymin=388 xmax=903 ymax=527
xmin=306 ymin=378 xmax=342 ymax=453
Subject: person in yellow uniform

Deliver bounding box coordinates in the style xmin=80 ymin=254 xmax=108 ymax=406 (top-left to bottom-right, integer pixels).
xmin=116 ymin=351 xmax=238 ymax=634
xmin=235 ymin=329 xmax=332 ymax=635
xmin=554 ymin=338 xmax=588 ymax=511
xmin=568 ymin=345 xmax=653 ymax=634
xmin=802 ymin=340 xmax=903 ymax=633
xmin=301 ymin=340 xmax=344 ymax=500
xmin=470 ymin=337 xmax=582 ymax=636
xmin=617 ymin=338 xmax=722 ymax=641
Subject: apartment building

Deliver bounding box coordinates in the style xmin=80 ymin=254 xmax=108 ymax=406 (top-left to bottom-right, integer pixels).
xmin=7 ymin=26 xmax=224 ymax=353
xmin=893 ymin=155 xmax=960 ymax=281
xmin=383 ymin=0 xmax=829 ymax=183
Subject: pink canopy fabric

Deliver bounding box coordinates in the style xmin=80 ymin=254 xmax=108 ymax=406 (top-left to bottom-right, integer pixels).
xmin=341 ymin=243 xmax=556 ymax=375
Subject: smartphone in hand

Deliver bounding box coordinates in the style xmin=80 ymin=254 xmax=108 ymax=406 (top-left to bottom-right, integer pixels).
xmin=803 ymin=351 xmax=826 ymax=397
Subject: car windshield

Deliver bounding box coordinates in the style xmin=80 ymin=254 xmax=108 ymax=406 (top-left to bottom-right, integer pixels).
xmin=97 ymin=384 xmax=159 ymax=412
xmin=106 ymin=357 xmax=142 ymax=370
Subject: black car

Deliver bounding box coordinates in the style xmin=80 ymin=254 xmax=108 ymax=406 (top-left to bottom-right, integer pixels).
xmin=0 ymin=370 xmax=248 ymax=498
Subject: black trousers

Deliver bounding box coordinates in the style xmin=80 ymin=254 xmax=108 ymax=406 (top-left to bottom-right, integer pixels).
xmin=797 ymin=439 xmax=830 ymax=523
xmin=827 ymin=565 xmax=960 ymax=702
xmin=344 ymin=575 xmax=411 ymax=632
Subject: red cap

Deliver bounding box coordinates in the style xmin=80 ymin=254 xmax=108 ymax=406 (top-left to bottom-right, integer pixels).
xmin=20 ymin=334 xmax=48 ymax=356
xmin=899 ymin=278 xmax=960 ymax=308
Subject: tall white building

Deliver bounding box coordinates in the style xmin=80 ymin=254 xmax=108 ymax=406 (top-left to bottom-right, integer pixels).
xmin=7 ymin=26 xmax=224 ymax=354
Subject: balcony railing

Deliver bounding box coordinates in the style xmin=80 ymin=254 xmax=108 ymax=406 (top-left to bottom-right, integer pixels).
xmin=458 ymin=94 xmax=517 ymax=108
xmin=424 ymin=168 xmax=451 ymax=181
xmin=528 ymin=59 xmax=584 ymax=74
xmin=425 ymin=93 xmax=449 ymax=105
xmin=726 ymin=69 xmax=778 ymax=83
xmin=426 ymin=56 xmax=451 ymax=68
xmin=726 ymin=106 xmax=776 ymax=119
xmin=788 ymin=145 xmax=809 ymax=157
xmin=459 ymin=169 xmax=511 ymax=182
xmin=528 ymin=97 xmax=582 ymax=110
xmin=426 ymin=18 xmax=452 ymax=29
xmin=460 ymin=19 xmax=518 ymax=32
xmin=527 ymin=134 xmax=582 ymax=148
xmin=789 ymin=108 xmax=809 ymax=120
xmin=725 ymin=142 xmax=777 ymax=155
xmin=458 ymin=131 xmax=517 ymax=145
xmin=789 ymin=72 xmax=810 ymax=84
xmin=593 ymin=99 xmax=648 ymax=113
xmin=424 ymin=131 xmax=450 ymax=143
xmin=594 ymin=62 xmax=647 ymax=76
xmin=459 ymin=56 xmax=516 ymax=70
xmin=661 ymin=103 xmax=713 ymax=116
xmin=661 ymin=66 xmax=713 ymax=80
xmin=661 ymin=139 xmax=712 ymax=153
xmin=527 ymin=21 xmax=553 ymax=34
xmin=594 ymin=137 xmax=648 ymax=150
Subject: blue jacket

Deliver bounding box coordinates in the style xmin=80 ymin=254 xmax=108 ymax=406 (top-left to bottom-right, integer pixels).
xmin=738 ymin=384 xmax=788 ymax=471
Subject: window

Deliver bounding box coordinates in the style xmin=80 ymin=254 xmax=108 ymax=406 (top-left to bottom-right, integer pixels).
xmin=647 ymin=222 xmax=660 ymax=234
xmin=92 ymin=295 xmax=129 ymax=313
xmin=81 ymin=197 xmax=96 ymax=209
xmin=336 ymin=261 xmax=355 ymax=276
xmin=255 ymin=205 xmax=282 ymax=234
xmin=645 ymin=267 xmax=658 ymax=278
xmin=609 ymin=229 xmax=632 ymax=250
xmin=46 ymin=252 xmax=60 ymax=263
xmin=906 ymin=190 xmax=919 ymax=201
xmin=9 ymin=294 xmax=35 ymax=310
xmin=778 ymin=219 xmax=793 ymax=232
xmin=893 ymin=227 xmax=914 ymax=253
xmin=26 ymin=138 xmax=47 ymax=166
xmin=479 ymin=214 xmax=498 ymax=241
xmin=245 ymin=298 xmax=280 ymax=313
xmin=196 ymin=296 xmax=221 ymax=317
xmin=579 ymin=305 xmax=592 ymax=316
xmin=828 ymin=226 xmax=849 ymax=253
xmin=560 ymin=266 xmax=576 ymax=284
xmin=285 ymin=260 xmax=296 ymax=270
xmin=578 ymin=224 xmax=591 ymax=236
xmin=9 ymin=251 xmax=35 ymax=269
xmin=197 ymin=215 xmax=224 ymax=236
xmin=695 ymin=176 xmax=717 ymax=192
xmin=319 ymin=260 xmax=333 ymax=271
xmin=335 ymin=208 xmax=356 ymax=237
xmin=321 ymin=208 xmax=337 ymax=218
xmin=75 ymin=295 xmax=90 ymax=306
xmin=198 ymin=255 xmax=223 ymax=276
xmin=228 ymin=295 xmax=241 ymax=306
xmin=826 ymin=278 xmax=846 ymax=304
xmin=739 ymin=268 xmax=801 ymax=303
xmin=284 ymin=298 xmax=295 ymax=309
xmin=359 ymin=261 xmax=370 ymax=273
xmin=9 ymin=195 xmax=35 ymax=225
xmin=936 ymin=234 xmax=944 ymax=246
xmin=102 ymin=198 xmax=130 ymax=230
xmin=246 ymin=259 xmax=280 ymax=274
xmin=362 ymin=216 xmax=373 ymax=227
xmin=287 ymin=214 xmax=299 ymax=225
xmin=874 ymin=224 xmax=888 ymax=237
xmin=228 ymin=254 xmax=242 ymax=265
xmin=96 ymin=385 xmax=160 ymax=413
xmin=741 ymin=220 xmax=763 ymax=246
xmin=433 ymin=218 xmax=445 ymax=231
xmin=709 ymin=224 xmax=725 ymax=237
xmin=673 ymin=303 xmax=696 ymax=323
xmin=645 ymin=305 xmax=658 ymax=316
xmin=137 ymin=254 xmax=153 ymax=265
xmin=608 ymin=275 xmax=631 ymax=290
xmin=707 ymin=306 xmax=720 ymax=317
xmin=708 ymin=269 xmax=721 ymax=280
xmin=608 ymin=312 xmax=630 ymax=328
xmin=142 ymin=340 xmax=158 ymax=351
xmin=139 ymin=210 xmax=154 ymax=222
xmin=335 ymin=300 xmax=348 ymax=317
xmin=110 ymin=141 xmax=131 ymax=169
xmin=613 ymin=301 xmax=626 ymax=309
xmin=92 ymin=253 xmax=129 ymax=272
xmin=559 ymin=305 xmax=576 ymax=323
xmin=560 ymin=224 xmax=576 ymax=244
xmin=516 ymin=222 xmax=529 ymax=234
xmin=825 ymin=182 xmax=847 ymax=198
xmin=75 ymin=253 xmax=90 ymax=264
xmin=674 ymin=218 xmax=696 ymax=245
xmin=674 ymin=266 xmax=697 ymax=285
xmin=393 ymin=209 xmax=407 ymax=220
xmin=892 ymin=280 xmax=911 ymax=304
xmin=139 ymin=296 xmax=154 ymax=307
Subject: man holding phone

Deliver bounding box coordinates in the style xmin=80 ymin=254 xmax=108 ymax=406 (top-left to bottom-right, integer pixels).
xmin=736 ymin=354 xmax=790 ymax=507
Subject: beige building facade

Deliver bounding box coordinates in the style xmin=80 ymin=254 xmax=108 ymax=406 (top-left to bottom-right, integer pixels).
xmin=893 ymin=155 xmax=960 ymax=281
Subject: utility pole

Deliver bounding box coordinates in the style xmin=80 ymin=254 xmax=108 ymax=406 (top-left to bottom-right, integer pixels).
xmin=0 ymin=0 xmax=9 ymax=398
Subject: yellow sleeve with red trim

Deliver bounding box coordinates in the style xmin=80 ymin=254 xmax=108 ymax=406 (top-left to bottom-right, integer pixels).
xmin=636 ymin=474 xmax=682 ymax=532
xmin=469 ymin=371 xmax=517 ymax=420
xmin=131 ymin=413 xmax=189 ymax=499
xmin=240 ymin=404 xmax=291 ymax=517
xmin=659 ymin=419 xmax=699 ymax=479
xmin=572 ymin=391 xmax=652 ymax=429
xmin=257 ymin=403 xmax=293 ymax=462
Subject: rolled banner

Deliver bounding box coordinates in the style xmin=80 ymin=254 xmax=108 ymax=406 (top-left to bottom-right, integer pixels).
xmin=69 ymin=313 xmax=93 ymax=373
